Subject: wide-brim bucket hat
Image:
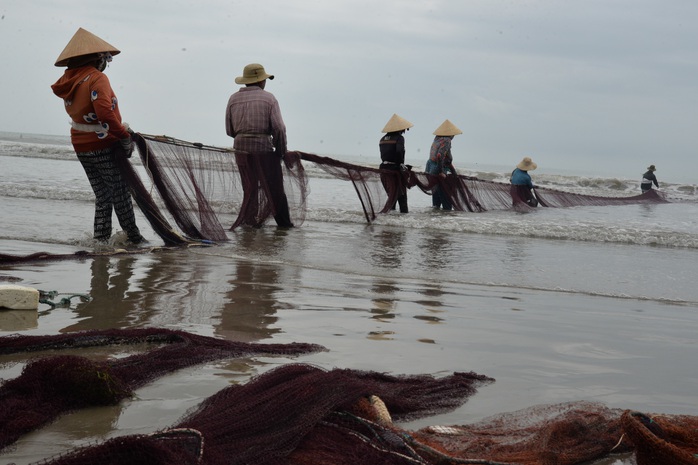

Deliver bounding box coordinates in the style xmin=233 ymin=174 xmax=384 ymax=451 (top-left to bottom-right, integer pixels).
xmin=382 ymin=114 xmax=414 ymax=133
xmin=433 ymin=119 xmax=463 ymax=136
xmin=647 ymin=164 xmax=656 ymax=171
xmin=517 ymin=157 xmax=537 ymax=171
xmin=235 ymin=63 xmax=275 ymax=84
xmin=54 ymin=28 xmax=120 ymax=67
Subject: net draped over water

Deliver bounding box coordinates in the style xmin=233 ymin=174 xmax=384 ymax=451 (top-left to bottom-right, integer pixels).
xmin=118 ymin=134 xmax=668 ymax=246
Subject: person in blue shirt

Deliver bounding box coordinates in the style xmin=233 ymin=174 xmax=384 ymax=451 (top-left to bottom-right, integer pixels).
xmin=510 ymin=156 xmax=538 ymax=207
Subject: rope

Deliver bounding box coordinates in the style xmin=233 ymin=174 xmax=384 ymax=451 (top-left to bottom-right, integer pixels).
xmin=38 ymin=290 xmax=92 ymax=309
xmin=327 ymin=412 xmax=521 ymax=465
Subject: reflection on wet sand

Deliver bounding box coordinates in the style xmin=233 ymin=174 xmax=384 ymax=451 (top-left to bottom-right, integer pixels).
xmin=217 ymin=228 xmax=298 ymax=343
xmin=219 ymin=259 xmax=282 ymax=342
xmin=368 ymin=227 xmax=406 ymax=269
xmin=58 ymin=238 xmax=289 ymax=344
xmin=503 ymin=237 xmax=530 ymax=268
xmin=63 ymin=255 xmax=141 ymax=332
xmin=368 ymin=227 xmax=404 ymax=329
xmin=371 ymin=280 xmax=399 ymax=322
xmin=418 ymin=229 xmax=453 ymax=269
xmin=0 ymin=308 xmax=37 ymax=331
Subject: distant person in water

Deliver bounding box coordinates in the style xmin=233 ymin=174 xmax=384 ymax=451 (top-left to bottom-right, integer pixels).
xmin=640 ymin=165 xmax=659 ymax=193
xmin=51 ymin=27 xmax=145 ymax=245
xmin=510 ymin=156 xmax=538 ymax=207
xmin=379 ymin=114 xmax=413 ymax=213
xmin=426 ymin=119 xmax=462 ymax=210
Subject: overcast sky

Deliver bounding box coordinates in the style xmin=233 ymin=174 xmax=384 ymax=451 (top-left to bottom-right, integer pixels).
xmin=1 ymin=0 xmax=696 ymax=182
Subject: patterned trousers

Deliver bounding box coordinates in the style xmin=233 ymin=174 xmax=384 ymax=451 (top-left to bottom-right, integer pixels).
xmin=77 ymin=147 xmax=142 ymax=242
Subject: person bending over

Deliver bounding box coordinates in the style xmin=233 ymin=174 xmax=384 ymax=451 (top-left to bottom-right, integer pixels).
xmin=640 ymin=164 xmax=659 ymax=193
xmin=510 ymin=156 xmax=539 ymax=207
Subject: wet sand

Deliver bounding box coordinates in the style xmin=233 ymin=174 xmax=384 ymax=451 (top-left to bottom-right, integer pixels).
xmin=1 ymin=226 xmax=696 ymax=464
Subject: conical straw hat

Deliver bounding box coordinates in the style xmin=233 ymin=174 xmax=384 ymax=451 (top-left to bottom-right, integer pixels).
xmin=433 ymin=119 xmax=463 ymax=136
xmin=382 ymin=114 xmax=414 ymax=133
xmin=54 ymin=28 xmax=121 ymax=67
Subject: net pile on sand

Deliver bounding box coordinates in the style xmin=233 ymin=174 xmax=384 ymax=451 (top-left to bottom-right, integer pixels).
xmin=620 ymin=410 xmax=698 ymax=465
xmin=16 ymin=362 xmax=494 ymax=465
xmin=2 ymin=329 xmax=696 ymax=464
xmin=0 ymin=328 xmax=324 ymax=453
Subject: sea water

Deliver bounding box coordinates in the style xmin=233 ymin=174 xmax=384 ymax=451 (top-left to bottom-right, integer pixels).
xmin=1 ymin=131 xmax=697 ymax=464
xmin=2 ymin=131 xmax=697 ymax=301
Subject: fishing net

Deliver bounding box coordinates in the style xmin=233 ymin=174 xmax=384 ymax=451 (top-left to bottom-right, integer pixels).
xmin=28 ymin=363 xmax=495 ymax=465
xmin=0 ymin=133 xmax=670 ymax=255
xmin=621 ymin=410 xmax=698 ymax=465
xmin=0 ymin=246 xmax=185 ymax=265
xmin=411 ymin=400 xmax=630 ymax=465
xmin=0 ymin=328 xmax=324 ymax=452
xmin=124 ymin=134 xmax=308 ymax=241
xmin=122 ymin=134 xmax=668 ymax=245
xmin=16 ymin=357 xmax=698 ymax=465
xmin=2 ymin=329 xmax=696 ymax=465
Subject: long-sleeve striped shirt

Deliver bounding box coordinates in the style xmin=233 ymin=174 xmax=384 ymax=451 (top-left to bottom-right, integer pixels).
xmin=225 ymin=86 xmax=287 ymax=155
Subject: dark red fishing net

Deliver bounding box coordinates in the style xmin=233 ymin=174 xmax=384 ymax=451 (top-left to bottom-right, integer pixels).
xmin=0 ymin=328 xmax=323 ymax=453
xmin=130 ymin=134 xmax=309 ymax=238
xmin=230 ymin=150 xmax=307 ymax=228
xmin=412 ymin=400 xmax=630 ymax=465
xmin=293 ymin=151 xmax=391 ymax=221
xmin=0 ymin=247 xmax=176 ymax=265
xmin=120 ymin=134 xmax=670 ymax=245
xmin=3 ymin=329 xmax=697 ymax=465
xmin=21 ymin=358 xmax=698 ymax=465
xmin=28 ymin=363 xmax=494 ymax=465
xmin=0 ymin=133 xmax=670 ymax=255
xmin=621 ymin=410 xmax=698 ymax=465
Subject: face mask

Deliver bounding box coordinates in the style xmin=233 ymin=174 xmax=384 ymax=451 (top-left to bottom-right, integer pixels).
xmin=97 ymin=52 xmax=113 ymax=72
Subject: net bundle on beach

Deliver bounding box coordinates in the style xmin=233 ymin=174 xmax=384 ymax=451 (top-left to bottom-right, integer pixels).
xmin=620 ymin=410 xmax=698 ymax=465
xmin=23 ymin=362 xmax=494 ymax=465
xmin=0 ymin=328 xmax=324 ymax=453
xmin=2 ymin=329 xmax=697 ymax=464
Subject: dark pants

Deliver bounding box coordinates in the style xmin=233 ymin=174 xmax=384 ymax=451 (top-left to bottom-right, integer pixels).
xmin=510 ymin=185 xmax=538 ymax=207
xmin=380 ymin=163 xmax=408 ymax=213
xmin=432 ymin=185 xmax=453 ymax=210
xmin=77 ymin=147 xmax=142 ymax=242
xmin=235 ymin=152 xmax=293 ymax=228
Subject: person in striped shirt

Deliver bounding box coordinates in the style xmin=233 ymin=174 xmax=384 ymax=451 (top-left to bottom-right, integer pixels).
xmin=225 ymin=63 xmax=293 ymax=228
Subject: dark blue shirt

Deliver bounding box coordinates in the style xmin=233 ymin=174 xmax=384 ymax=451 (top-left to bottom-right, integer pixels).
xmin=510 ymin=168 xmax=533 ymax=187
